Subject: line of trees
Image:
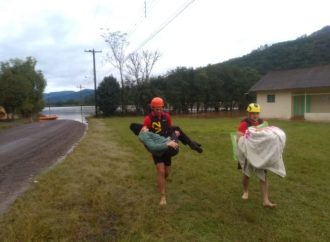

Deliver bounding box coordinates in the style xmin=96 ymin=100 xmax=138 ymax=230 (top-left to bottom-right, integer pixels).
xmin=99 ymin=31 xmax=259 ymax=116
xmin=0 ymin=57 xmax=46 ymax=119
xmin=96 ymin=64 xmax=259 ymax=116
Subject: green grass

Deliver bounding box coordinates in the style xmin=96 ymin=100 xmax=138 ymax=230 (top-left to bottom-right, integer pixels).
xmin=0 ymin=116 xmax=329 ymax=241
xmin=0 ymin=119 xmax=30 ymax=132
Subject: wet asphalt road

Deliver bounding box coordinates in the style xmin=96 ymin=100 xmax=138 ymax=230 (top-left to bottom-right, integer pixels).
xmin=0 ymin=120 xmax=86 ymax=213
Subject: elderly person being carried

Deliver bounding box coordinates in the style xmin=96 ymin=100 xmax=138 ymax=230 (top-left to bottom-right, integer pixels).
xmin=138 ymin=126 xmax=179 ymax=157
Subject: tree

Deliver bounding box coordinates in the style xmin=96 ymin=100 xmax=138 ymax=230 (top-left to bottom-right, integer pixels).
xmin=126 ymin=52 xmax=143 ymax=85
xmin=196 ymin=65 xmax=223 ymax=112
xmin=97 ymin=75 xmax=120 ymax=116
xmin=215 ymin=66 xmax=259 ymax=110
xmin=102 ymin=31 xmax=128 ymax=112
xmin=142 ymin=50 xmax=161 ymax=82
xmin=0 ymin=57 xmax=46 ymax=119
xmin=161 ymin=67 xmax=190 ymax=113
xmin=125 ymin=50 xmax=161 ymax=113
xmin=191 ymin=68 xmax=208 ymax=112
xmin=126 ymin=50 xmax=161 ymax=84
xmin=102 ymin=31 xmax=162 ymax=113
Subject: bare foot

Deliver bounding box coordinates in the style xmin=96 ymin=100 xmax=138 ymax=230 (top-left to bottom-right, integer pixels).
xmin=263 ymin=202 xmax=277 ymax=208
xmin=159 ymin=195 xmax=167 ymax=206
xmin=242 ymin=192 xmax=249 ymax=200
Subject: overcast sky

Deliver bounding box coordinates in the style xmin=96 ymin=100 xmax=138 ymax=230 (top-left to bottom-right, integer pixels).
xmin=0 ymin=0 xmax=329 ymax=93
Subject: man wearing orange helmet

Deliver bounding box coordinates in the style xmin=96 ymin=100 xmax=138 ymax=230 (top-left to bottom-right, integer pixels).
xmin=143 ymin=97 xmax=174 ymax=205
xmin=142 ymin=96 xmax=202 ymax=205
xmin=236 ymin=103 xmax=276 ymax=208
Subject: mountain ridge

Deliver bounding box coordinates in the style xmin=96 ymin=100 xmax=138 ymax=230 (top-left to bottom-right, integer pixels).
xmin=44 ymin=89 xmax=94 ymax=104
xmin=215 ymin=25 xmax=330 ymax=74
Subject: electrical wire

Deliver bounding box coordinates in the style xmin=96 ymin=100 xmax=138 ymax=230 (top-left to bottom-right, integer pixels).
xmin=131 ymin=0 xmax=196 ymax=53
xmin=126 ymin=0 xmax=161 ymax=38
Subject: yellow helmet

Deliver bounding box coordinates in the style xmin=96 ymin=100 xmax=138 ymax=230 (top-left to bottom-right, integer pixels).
xmin=247 ymin=103 xmax=261 ymax=113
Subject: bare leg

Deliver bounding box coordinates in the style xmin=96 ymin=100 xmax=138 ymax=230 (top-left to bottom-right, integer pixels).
xmin=260 ymin=177 xmax=276 ymax=208
xmin=172 ymin=127 xmax=202 ymax=153
xmin=242 ymin=174 xmax=249 ymax=199
xmin=156 ymin=163 xmax=167 ymax=205
xmin=165 ymin=165 xmax=171 ymax=180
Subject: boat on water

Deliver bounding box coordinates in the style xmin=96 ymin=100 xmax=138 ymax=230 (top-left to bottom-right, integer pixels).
xmin=39 ymin=115 xmax=58 ymax=121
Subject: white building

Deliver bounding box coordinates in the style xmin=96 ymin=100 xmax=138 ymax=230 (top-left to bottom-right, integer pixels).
xmin=250 ymin=64 xmax=330 ymax=122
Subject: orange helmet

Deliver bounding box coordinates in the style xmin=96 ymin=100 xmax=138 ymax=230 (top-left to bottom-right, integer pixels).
xmin=151 ymin=97 xmax=164 ymax=108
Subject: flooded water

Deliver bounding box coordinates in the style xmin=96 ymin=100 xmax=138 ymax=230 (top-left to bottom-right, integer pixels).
xmin=41 ymin=106 xmax=95 ymax=123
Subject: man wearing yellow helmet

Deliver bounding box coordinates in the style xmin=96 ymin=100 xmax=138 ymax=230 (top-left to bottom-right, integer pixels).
xmin=236 ymin=103 xmax=276 ymax=208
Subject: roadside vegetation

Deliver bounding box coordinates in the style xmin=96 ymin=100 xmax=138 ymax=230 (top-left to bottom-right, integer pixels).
xmin=0 ymin=122 xmax=15 ymax=132
xmin=0 ymin=117 xmax=329 ymax=241
xmin=0 ymin=118 xmax=35 ymax=132
xmin=0 ymin=57 xmax=46 ymax=119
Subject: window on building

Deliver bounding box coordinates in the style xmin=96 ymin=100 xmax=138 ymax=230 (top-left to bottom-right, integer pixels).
xmin=267 ymin=94 xmax=275 ymax=103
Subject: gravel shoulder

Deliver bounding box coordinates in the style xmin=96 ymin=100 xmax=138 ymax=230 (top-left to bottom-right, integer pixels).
xmin=0 ymin=120 xmax=86 ymax=213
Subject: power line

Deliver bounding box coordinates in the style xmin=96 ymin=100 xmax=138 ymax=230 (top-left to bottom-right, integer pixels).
xmin=126 ymin=0 xmax=161 ymax=38
xmin=142 ymin=0 xmax=161 ymax=19
xmin=126 ymin=3 xmax=148 ymax=37
xmin=131 ymin=0 xmax=196 ymax=53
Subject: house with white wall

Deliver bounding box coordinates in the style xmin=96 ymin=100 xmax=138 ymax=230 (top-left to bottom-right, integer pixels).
xmin=249 ymin=64 xmax=330 ymax=121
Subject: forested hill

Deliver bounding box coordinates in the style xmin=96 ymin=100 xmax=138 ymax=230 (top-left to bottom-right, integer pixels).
xmin=215 ymin=25 xmax=330 ymax=74
xmin=44 ymin=89 xmax=94 ymax=105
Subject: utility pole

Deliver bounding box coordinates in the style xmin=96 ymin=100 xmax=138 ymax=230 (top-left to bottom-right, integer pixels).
xmin=84 ymin=49 xmax=102 ymax=116
xmin=78 ymin=84 xmax=84 ymax=123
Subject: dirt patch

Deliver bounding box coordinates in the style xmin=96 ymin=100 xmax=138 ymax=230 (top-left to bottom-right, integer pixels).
xmin=0 ymin=120 xmax=86 ymax=214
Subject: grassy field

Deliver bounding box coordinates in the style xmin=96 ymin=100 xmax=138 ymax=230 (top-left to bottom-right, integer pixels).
xmin=0 ymin=116 xmax=329 ymax=241
xmin=0 ymin=119 xmax=29 ymax=132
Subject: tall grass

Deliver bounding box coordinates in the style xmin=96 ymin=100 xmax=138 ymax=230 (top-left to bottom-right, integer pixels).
xmin=0 ymin=117 xmax=329 ymax=241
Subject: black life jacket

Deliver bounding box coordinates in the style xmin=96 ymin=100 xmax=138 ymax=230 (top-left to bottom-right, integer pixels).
xmin=149 ymin=112 xmax=170 ymax=137
xmin=243 ymin=118 xmax=263 ymax=127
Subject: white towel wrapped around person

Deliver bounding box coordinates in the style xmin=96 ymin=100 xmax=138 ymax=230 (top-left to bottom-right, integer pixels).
xmin=237 ymin=126 xmax=286 ymax=180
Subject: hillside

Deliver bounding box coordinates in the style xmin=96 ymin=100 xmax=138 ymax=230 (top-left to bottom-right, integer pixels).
xmin=44 ymin=89 xmax=94 ymax=105
xmin=216 ymin=25 xmax=330 ymax=74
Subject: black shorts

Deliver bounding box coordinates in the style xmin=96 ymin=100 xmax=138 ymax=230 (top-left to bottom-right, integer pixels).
xmin=152 ymin=132 xmax=179 ymax=166
xmin=152 ymin=152 xmax=172 ymax=166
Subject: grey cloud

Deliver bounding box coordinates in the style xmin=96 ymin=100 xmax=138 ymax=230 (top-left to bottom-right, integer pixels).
xmin=0 ymin=12 xmax=107 ymax=92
